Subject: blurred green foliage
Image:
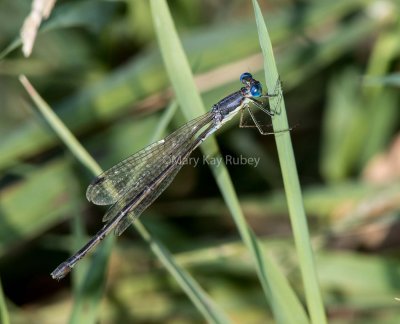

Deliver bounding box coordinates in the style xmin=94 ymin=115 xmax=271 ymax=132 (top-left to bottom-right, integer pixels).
xmin=0 ymin=0 xmax=400 ymax=323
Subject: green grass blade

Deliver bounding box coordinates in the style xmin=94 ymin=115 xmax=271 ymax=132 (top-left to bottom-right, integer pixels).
xmin=68 ymin=236 xmax=114 ymax=324
xmin=19 ymin=76 xmax=102 ymax=175
xmin=252 ymin=1 xmax=326 ymax=323
xmin=150 ymin=1 xmax=309 ymax=323
xmin=133 ymin=223 xmax=231 ymax=324
xmin=0 ymin=278 xmax=10 ymax=324
xmin=19 ymin=76 xmax=230 ymax=324
xmin=364 ymin=73 xmax=400 ymax=87
xmin=19 ymin=75 xmax=113 ymax=324
xmin=150 ymin=100 xmax=178 ymax=142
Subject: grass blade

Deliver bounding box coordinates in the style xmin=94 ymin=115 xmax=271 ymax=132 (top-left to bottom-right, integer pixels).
xmin=150 ymin=100 xmax=178 ymax=142
xmin=19 ymin=76 xmax=231 ymax=324
xmin=252 ymin=1 xmax=327 ymax=323
xmin=150 ymin=0 xmax=309 ymax=323
xmin=19 ymin=76 xmax=102 ymax=175
xmin=0 ymin=278 xmax=10 ymax=324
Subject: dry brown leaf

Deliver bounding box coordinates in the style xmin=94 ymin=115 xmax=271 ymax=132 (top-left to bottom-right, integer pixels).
xmin=363 ymin=133 xmax=400 ymax=183
xmin=20 ymin=0 xmax=57 ymax=57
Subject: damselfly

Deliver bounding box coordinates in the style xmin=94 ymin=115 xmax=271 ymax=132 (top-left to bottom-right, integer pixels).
xmin=51 ymin=72 xmax=283 ymax=280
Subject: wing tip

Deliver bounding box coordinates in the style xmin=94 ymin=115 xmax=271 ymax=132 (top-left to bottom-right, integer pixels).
xmin=92 ymin=176 xmax=106 ymax=186
xmin=86 ymin=176 xmax=106 ymax=202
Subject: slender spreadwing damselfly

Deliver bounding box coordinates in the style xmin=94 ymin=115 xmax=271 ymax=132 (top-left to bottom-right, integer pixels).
xmin=51 ymin=72 xmax=284 ymax=280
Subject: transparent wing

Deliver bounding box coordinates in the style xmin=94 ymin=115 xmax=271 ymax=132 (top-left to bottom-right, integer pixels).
xmin=112 ymin=162 xmax=183 ymax=236
xmin=87 ymin=111 xmax=214 ymax=206
xmin=104 ymin=124 xmax=203 ymax=236
xmin=101 ymin=146 xmax=186 ymax=224
xmin=240 ymin=106 xmax=275 ymax=134
xmin=105 ymin=118 xmax=215 ymax=235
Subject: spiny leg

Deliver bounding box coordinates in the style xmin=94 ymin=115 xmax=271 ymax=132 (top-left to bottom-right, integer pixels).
xmin=248 ymin=97 xmax=274 ymax=116
xmin=271 ymin=77 xmax=284 ymax=112
xmin=260 ymin=77 xmax=283 ymax=112
xmin=246 ymin=106 xmax=271 ymax=135
xmin=247 ymin=106 xmax=292 ymax=135
xmin=260 ymin=77 xmax=282 ymax=98
xmin=260 ymin=93 xmax=278 ymax=99
xmin=239 ymin=105 xmax=254 ymax=128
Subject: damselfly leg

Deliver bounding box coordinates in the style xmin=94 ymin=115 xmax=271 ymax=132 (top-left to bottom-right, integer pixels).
xmin=239 ymin=76 xmax=289 ymax=134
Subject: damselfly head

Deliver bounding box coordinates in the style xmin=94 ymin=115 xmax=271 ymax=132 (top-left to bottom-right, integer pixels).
xmin=240 ymin=72 xmax=263 ymax=97
xmin=240 ymin=72 xmax=253 ymax=85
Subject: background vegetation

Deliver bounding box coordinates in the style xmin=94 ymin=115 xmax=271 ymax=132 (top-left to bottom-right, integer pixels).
xmin=1 ymin=0 xmax=399 ymax=323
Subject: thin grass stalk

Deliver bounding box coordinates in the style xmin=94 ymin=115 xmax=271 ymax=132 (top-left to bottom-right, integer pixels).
xmin=150 ymin=1 xmax=309 ymax=323
xmin=252 ymin=1 xmax=327 ymax=323
xmin=0 ymin=278 xmax=10 ymax=324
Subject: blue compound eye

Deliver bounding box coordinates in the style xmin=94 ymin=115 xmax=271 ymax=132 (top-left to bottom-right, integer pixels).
xmin=250 ymin=82 xmax=262 ymax=97
xmin=240 ymin=72 xmax=253 ymax=84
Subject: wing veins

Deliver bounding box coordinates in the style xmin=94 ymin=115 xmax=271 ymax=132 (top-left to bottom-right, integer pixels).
xmin=87 ymin=112 xmax=214 ymax=205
